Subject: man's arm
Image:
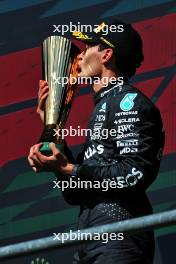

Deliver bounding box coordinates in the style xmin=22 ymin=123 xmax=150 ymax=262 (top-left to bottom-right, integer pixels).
xmin=28 ymin=90 xmax=164 ymax=194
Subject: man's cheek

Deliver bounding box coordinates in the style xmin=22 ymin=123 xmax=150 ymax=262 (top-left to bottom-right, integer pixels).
xmin=87 ymin=61 xmax=101 ymax=76
xmin=81 ymin=62 xmax=93 ymax=76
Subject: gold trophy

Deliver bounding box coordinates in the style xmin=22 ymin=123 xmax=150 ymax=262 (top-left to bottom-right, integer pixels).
xmin=39 ymin=36 xmax=79 ymax=155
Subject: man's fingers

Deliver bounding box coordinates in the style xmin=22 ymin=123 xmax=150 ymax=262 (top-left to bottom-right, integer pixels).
xmin=33 ymin=145 xmax=51 ymax=164
xmin=38 ymin=86 xmax=49 ymax=99
xmin=28 ymin=144 xmax=44 ymax=167
xmin=35 ymin=151 xmax=48 ymax=163
xmin=28 ymin=144 xmax=37 ymax=160
xmin=38 ymin=81 xmax=48 ymax=99
xmin=33 ymin=143 xmax=44 ymax=159
xmin=49 ymin=143 xmax=67 ymax=166
xmin=38 ymin=86 xmax=49 ymax=112
xmin=49 ymin=143 xmax=60 ymax=157
xmin=39 ymin=91 xmax=49 ymax=105
xmin=28 ymin=155 xmax=35 ymax=167
xmin=39 ymin=80 xmax=48 ymax=90
xmin=31 ymin=154 xmax=43 ymax=167
xmin=28 ymin=145 xmax=41 ymax=169
xmin=37 ymin=92 xmax=49 ymax=111
xmin=33 ymin=143 xmax=43 ymax=152
xmin=31 ymin=165 xmax=42 ymax=173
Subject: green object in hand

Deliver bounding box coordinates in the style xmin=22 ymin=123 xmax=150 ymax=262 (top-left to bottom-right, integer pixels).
xmin=39 ymin=142 xmax=52 ymax=156
xmin=40 ymin=142 xmax=64 ymax=156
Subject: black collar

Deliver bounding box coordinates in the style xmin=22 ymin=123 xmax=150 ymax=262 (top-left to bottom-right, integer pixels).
xmin=93 ymin=81 xmax=127 ymax=105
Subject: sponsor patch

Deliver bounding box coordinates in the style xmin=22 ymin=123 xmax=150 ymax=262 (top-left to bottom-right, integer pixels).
xmin=84 ymin=144 xmax=104 ymax=160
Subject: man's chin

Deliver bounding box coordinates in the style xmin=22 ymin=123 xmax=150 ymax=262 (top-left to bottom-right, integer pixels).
xmin=78 ymin=73 xmax=92 ymax=79
xmin=78 ymin=72 xmax=85 ymax=78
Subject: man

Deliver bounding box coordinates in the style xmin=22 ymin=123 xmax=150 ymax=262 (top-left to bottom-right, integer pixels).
xmin=28 ymin=20 xmax=165 ymax=263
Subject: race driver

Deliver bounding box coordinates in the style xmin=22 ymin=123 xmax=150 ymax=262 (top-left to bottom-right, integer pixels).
xmin=28 ymin=20 xmax=165 ymax=263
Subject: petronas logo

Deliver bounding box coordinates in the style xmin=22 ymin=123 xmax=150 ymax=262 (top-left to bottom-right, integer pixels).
xmin=30 ymin=257 xmax=50 ymax=264
xmin=120 ymin=93 xmax=137 ymax=111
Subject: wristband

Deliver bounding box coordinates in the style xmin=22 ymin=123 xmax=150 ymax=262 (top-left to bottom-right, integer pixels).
xmin=70 ymin=164 xmax=80 ymax=177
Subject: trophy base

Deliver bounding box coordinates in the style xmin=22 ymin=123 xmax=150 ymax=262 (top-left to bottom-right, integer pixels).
xmin=40 ymin=142 xmax=64 ymax=156
xmin=39 ymin=124 xmax=64 ymax=156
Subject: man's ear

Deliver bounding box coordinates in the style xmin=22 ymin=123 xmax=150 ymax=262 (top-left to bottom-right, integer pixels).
xmin=101 ymin=48 xmax=114 ymax=63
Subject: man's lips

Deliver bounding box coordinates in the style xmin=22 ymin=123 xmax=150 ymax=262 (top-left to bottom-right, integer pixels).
xmin=77 ymin=64 xmax=82 ymax=75
xmin=77 ymin=64 xmax=81 ymax=73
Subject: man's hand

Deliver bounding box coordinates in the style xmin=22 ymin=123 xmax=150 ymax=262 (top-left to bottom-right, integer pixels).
xmin=28 ymin=142 xmax=74 ymax=175
xmin=37 ymin=80 xmax=49 ymax=122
